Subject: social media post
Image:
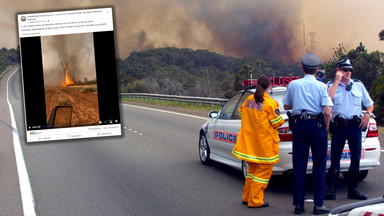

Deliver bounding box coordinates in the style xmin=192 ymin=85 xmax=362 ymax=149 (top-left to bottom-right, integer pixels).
xmin=18 ymin=8 xmax=113 ymax=38
xmin=17 ymin=8 xmax=121 ymax=142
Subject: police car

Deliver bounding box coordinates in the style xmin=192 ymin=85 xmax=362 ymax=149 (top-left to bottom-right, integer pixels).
xmin=198 ymin=78 xmax=381 ymax=179
xmin=329 ymin=195 xmax=384 ymax=215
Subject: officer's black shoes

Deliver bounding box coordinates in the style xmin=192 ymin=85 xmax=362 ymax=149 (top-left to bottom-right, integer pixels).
xmin=324 ymin=189 xmax=336 ymax=200
xmin=248 ymin=202 xmax=269 ymax=208
xmin=348 ymin=188 xmax=368 ymax=200
xmin=347 ymin=172 xmax=368 ymax=200
xmin=324 ymin=169 xmax=339 ymax=200
xmin=313 ymin=205 xmax=331 ymax=215
xmin=294 ymin=205 xmax=305 ymax=214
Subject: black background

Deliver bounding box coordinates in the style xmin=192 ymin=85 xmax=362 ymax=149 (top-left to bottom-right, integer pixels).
xmin=20 ymin=37 xmax=47 ymax=129
xmin=93 ymin=31 xmax=121 ymax=124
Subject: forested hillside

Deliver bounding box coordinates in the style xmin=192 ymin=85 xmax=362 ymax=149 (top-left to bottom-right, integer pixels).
xmin=117 ymin=47 xmax=301 ymax=98
xmin=2 ymin=44 xmax=384 ymax=124
xmin=0 ymin=47 xmax=19 ymax=72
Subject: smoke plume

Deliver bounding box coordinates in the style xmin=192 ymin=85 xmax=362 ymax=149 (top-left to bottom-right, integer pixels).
xmin=2 ymin=0 xmax=384 ymax=63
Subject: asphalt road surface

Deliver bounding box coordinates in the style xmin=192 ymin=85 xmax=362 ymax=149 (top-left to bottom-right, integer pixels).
xmin=1 ymin=68 xmax=384 ymax=216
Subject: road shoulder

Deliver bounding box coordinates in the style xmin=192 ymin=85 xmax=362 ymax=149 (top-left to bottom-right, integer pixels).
xmin=0 ymin=66 xmax=24 ymax=215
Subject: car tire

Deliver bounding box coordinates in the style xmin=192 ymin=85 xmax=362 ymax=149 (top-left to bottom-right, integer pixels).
xmin=241 ymin=160 xmax=249 ymax=179
xmin=342 ymin=170 xmax=369 ymax=181
xmin=199 ymin=133 xmax=211 ymax=165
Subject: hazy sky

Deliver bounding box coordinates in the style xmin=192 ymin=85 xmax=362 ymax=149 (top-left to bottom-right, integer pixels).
xmin=2 ymin=0 xmax=384 ymax=63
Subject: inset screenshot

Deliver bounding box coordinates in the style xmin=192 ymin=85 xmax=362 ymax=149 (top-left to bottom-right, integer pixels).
xmin=17 ymin=8 xmax=121 ymax=142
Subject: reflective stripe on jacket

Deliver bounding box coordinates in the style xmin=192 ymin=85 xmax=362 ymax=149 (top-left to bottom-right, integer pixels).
xmin=232 ymin=93 xmax=284 ymax=164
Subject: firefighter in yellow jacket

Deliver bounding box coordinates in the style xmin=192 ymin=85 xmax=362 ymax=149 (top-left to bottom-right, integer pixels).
xmin=232 ymin=75 xmax=284 ymax=208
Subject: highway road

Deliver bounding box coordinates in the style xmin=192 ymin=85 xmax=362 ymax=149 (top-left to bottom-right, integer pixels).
xmin=1 ymin=68 xmax=384 ymax=216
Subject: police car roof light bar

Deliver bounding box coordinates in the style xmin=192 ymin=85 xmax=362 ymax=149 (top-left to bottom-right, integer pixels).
xmin=242 ymin=79 xmax=257 ymax=86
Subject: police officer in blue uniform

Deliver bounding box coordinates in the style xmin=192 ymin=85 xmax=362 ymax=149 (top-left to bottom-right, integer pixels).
xmin=283 ymin=53 xmax=333 ymax=215
xmin=324 ymin=58 xmax=374 ymax=200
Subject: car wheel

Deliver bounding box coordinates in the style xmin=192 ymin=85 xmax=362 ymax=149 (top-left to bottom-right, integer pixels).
xmin=342 ymin=170 xmax=369 ymax=181
xmin=242 ymin=160 xmax=249 ymax=179
xmin=199 ymin=133 xmax=211 ymax=165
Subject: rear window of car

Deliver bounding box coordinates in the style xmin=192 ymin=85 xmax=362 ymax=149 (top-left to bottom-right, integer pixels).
xmin=233 ymin=92 xmax=253 ymax=119
xmin=269 ymin=90 xmax=285 ymax=112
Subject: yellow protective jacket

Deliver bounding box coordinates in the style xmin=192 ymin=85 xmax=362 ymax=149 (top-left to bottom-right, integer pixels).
xmin=232 ymin=93 xmax=284 ymax=164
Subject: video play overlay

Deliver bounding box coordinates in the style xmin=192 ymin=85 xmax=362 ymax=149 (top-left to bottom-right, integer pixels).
xmin=18 ymin=8 xmax=121 ymax=142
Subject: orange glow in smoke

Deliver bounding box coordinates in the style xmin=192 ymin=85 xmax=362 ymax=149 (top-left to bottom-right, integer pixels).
xmin=63 ymin=66 xmax=75 ymax=87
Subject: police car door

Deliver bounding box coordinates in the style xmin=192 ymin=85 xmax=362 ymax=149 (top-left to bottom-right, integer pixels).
xmin=213 ymin=91 xmax=252 ymax=161
xmin=208 ymin=93 xmax=242 ymax=160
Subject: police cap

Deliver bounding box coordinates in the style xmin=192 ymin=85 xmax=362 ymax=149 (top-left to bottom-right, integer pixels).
xmin=301 ymin=53 xmax=321 ymax=69
xmin=336 ymin=58 xmax=353 ymax=69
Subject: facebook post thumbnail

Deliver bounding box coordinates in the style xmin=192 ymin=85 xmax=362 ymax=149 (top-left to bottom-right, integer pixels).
xmin=17 ymin=8 xmax=121 ymax=142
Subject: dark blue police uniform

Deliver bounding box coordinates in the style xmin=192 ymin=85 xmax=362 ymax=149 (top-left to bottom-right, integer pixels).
xmin=283 ymin=53 xmax=333 ymax=215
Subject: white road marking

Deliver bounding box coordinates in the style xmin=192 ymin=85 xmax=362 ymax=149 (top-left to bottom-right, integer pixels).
xmin=121 ymin=103 xmax=208 ymax=120
xmin=6 ymin=68 xmax=36 ymax=216
xmin=123 ymin=126 xmax=144 ymax=136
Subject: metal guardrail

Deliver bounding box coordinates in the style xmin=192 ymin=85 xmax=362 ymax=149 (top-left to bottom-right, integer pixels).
xmin=119 ymin=93 xmax=228 ymax=105
xmin=0 ymin=68 xmax=10 ymax=79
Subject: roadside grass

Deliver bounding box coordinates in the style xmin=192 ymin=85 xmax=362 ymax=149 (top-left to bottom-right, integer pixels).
xmin=70 ymin=84 xmax=98 ymax=93
xmin=121 ymin=98 xmax=222 ymax=112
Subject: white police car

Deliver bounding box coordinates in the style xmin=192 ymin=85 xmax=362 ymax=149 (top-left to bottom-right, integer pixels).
xmin=198 ymin=84 xmax=381 ymax=179
xmin=329 ymin=195 xmax=384 ymax=215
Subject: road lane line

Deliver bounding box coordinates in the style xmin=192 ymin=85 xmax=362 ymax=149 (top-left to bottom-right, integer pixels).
xmin=121 ymin=103 xmax=208 ymax=120
xmin=6 ymin=68 xmax=36 ymax=216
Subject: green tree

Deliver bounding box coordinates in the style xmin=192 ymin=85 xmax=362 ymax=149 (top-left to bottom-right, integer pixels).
xmin=332 ymin=43 xmax=347 ymax=61
xmin=379 ymin=30 xmax=384 ymax=41
xmin=117 ymin=47 xmax=302 ymax=97
xmin=322 ymin=43 xmax=384 ymax=90
xmin=234 ymin=65 xmax=253 ymax=91
xmin=349 ymin=49 xmax=384 ymax=90
xmin=369 ymin=75 xmax=384 ymax=125
xmin=221 ymin=75 xmax=236 ymax=98
xmin=126 ymin=80 xmax=146 ymax=93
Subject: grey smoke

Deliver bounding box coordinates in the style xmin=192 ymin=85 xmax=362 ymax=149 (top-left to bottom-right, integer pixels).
xmin=41 ymin=33 xmax=96 ymax=88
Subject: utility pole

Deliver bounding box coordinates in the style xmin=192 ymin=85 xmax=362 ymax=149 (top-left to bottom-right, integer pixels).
xmin=303 ymin=24 xmax=306 ymax=52
xmin=308 ymin=32 xmax=318 ymax=54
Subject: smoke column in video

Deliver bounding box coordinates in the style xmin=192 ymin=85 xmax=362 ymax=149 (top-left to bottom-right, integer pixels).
xmin=41 ymin=33 xmax=96 ymax=88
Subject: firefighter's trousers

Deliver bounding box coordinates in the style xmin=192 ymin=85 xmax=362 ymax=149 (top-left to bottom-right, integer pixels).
xmin=242 ymin=162 xmax=273 ymax=207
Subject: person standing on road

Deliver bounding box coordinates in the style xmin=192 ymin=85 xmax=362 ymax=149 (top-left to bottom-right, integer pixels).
xmin=283 ymin=53 xmax=333 ymax=215
xmin=232 ymin=75 xmax=285 ymax=208
xmin=324 ymin=58 xmax=374 ymax=201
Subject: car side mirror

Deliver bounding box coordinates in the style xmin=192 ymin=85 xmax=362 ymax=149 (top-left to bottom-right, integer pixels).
xmin=47 ymin=106 xmax=73 ymax=128
xmin=209 ymin=111 xmax=218 ymax=119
